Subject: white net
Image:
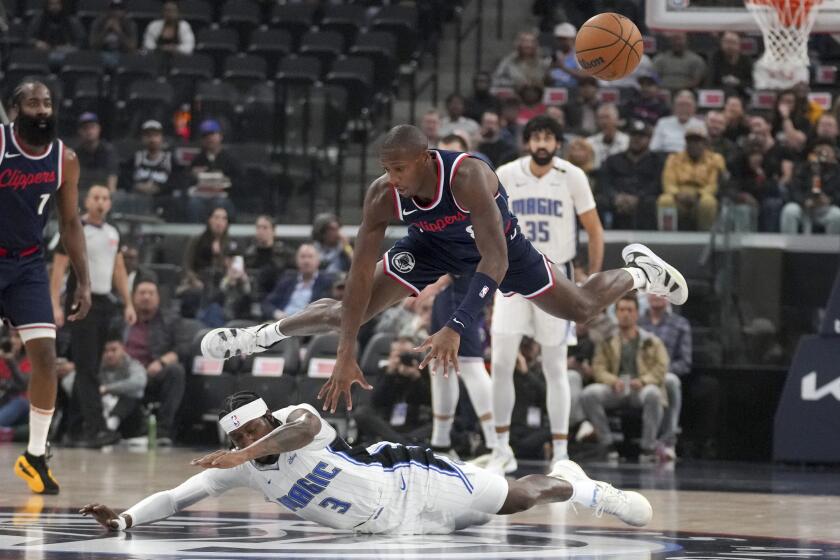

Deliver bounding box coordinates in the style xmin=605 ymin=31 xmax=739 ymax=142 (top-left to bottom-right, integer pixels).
xmin=746 ymin=0 xmax=823 ymax=89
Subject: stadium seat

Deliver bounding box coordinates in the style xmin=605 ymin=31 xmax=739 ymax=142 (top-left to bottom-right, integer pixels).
xmin=169 ymin=53 xmax=215 ymax=104
xmin=175 ymin=318 xmax=205 ymax=364
xmin=4 ymin=20 xmax=27 ymax=48
xmin=269 ymin=3 xmax=317 ymax=48
xmin=350 ymin=30 xmax=398 ymax=92
xmin=76 ymin=0 xmax=110 ymax=30
xmin=195 ymin=27 xmax=240 ymax=75
xmin=239 ymin=82 xmax=276 ymax=142
xmin=325 ymin=56 xmax=374 ymax=117
xmin=222 ymin=53 xmax=267 ymax=93
xmin=2 ymin=0 xmax=16 ymax=19
xmin=194 ymin=79 xmax=240 ymax=123
xmin=320 ymin=4 xmax=367 ymax=45
xmin=177 ymin=0 xmax=213 ymax=31
xmin=302 ymin=333 xmax=340 ymax=372
xmin=295 ymin=376 xmax=348 ymax=434
xmin=275 ymin=55 xmax=322 ymax=85
xmin=298 ymin=30 xmax=345 ymax=68
xmin=126 ymin=0 xmax=162 ymax=32
xmin=241 ymin=337 xmax=301 ymax=377
xmin=21 ymin=0 xmax=42 ymax=19
xmin=64 ymin=75 xmax=102 ymax=117
xmin=359 ymin=332 xmax=394 ymax=378
xmin=225 ymin=142 xmax=274 ymax=212
xmin=236 ymin=374 xmax=297 ymax=410
xmin=114 ymin=52 xmax=163 ymax=101
xmin=122 ymin=78 xmax=174 ymax=137
xmin=370 ymin=5 xmax=418 ymax=62
xmin=220 ymin=0 xmax=261 ymax=46
xmin=3 ymin=49 xmax=51 ymax=97
xmin=247 ymin=28 xmax=293 ymax=75
xmin=59 ymin=50 xmax=106 ymax=95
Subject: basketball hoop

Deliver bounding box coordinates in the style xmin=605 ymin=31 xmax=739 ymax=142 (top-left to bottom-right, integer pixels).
xmin=746 ymin=0 xmax=823 ymax=89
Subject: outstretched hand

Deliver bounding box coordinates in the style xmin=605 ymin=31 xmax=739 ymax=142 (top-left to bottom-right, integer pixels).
xmin=79 ymin=504 xmax=121 ymax=530
xmin=191 ymin=449 xmax=249 ymax=469
xmin=416 ymin=326 xmax=461 ymax=377
xmin=317 ymin=356 xmax=372 ymax=413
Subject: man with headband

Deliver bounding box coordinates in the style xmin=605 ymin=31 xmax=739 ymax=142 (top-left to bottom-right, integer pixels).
xmin=81 ymin=391 xmax=652 ymax=534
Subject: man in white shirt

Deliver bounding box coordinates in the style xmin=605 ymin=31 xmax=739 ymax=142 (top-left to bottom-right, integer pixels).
xmin=650 ymin=90 xmax=704 ymax=154
xmin=439 ymin=93 xmax=480 ymax=144
xmin=488 ymin=116 xmax=605 ymax=473
xmin=80 ymin=391 xmax=652 ymax=534
xmin=588 ymin=104 xmax=629 ymax=169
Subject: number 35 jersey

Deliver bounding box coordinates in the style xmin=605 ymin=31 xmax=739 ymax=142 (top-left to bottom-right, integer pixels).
xmin=495 ymin=156 xmax=595 ymax=265
xmin=0 ymin=123 xmax=64 ymax=251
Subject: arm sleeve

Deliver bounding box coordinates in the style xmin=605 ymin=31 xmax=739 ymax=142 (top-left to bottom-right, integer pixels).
xmin=123 ymin=467 xmax=248 ymax=527
xmin=567 ymin=164 xmax=597 ymax=215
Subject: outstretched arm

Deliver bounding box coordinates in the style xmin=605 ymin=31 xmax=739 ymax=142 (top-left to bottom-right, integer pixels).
xmin=56 ymin=148 xmax=91 ymax=322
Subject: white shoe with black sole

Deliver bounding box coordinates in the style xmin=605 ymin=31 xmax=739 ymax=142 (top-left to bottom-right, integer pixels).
xmin=200 ymin=323 xmax=281 ymax=360
xmin=622 ymin=243 xmax=689 ymax=305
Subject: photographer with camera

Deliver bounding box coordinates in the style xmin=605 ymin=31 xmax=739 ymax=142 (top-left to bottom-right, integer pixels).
xmin=781 ymin=141 xmax=840 ymax=234
xmin=351 ymin=337 xmax=432 ymax=446
xmin=0 ymin=330 xmax=31 ymax=437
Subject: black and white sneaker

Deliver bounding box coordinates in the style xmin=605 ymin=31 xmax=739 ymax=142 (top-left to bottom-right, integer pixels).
xmin=622 ymin=243 xmax=688 ymax=305
xmin=200 ymin=323 xmax=281 ymax=360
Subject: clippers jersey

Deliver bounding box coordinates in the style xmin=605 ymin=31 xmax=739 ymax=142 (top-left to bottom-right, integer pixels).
xmin=391 ymin=150 xmax=520 ymax=274
xmin=0 ymin=124 xmax=64 ymax=251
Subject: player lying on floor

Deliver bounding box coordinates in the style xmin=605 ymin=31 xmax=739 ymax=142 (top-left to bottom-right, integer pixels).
xmin=81 ymin=391 xmax=652 ymax=535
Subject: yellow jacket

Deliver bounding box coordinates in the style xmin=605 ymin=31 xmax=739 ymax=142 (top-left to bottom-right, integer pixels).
xmin=592 ymin=328 xmax=670 ymax=404
xmin=662 ymin=149 xmax=726 ymax=198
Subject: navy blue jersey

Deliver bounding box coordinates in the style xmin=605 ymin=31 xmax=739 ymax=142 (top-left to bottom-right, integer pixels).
xmin=0 ymin=124 xmax=64 ymax=251
xmin=390 ymin=150 xmax=520 ymax=275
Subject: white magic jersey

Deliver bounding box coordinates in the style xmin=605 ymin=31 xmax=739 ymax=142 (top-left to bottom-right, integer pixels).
xmin=496 ymin=156 xmax=595 ymax=265
xmin=192 ymin=404 xmax=508 ymax=535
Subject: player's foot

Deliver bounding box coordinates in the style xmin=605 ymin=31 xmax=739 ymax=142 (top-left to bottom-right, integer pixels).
xmin=14 ymin=451 xmax=60 ymax=495
xmin=622 ymin=243 xmax=688 ymax=305
xmin=483 ymin=445 xmax=518 ymax=475
xmin=201 ymin=323 xmax=281 ymax=360
xmin=550 ymin=459 xmax=652 ymax=527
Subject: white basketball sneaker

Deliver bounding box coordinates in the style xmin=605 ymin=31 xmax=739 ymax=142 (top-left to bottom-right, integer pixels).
xmin=622 ymin=243 xmax=688 ymax=305
xmin=200 ymin=323 xmax=282 ymax=360
xmin=483 ymin=445 xmax=518 ymax=475
xmin=549 ymin=459 xmax=653 ymax=527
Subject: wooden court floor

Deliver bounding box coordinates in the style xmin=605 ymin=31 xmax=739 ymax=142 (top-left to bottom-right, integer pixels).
xmin=1 ymin=445 xmax=839 ymax=559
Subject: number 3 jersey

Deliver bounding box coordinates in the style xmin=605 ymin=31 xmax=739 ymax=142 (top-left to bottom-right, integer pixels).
xmin=0 ymin=124 xmax=64 ymax=251
xmin=495 ymin=156 xmax=595 ymax=265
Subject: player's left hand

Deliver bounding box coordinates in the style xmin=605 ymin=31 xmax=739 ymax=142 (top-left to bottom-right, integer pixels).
xmin=67 ymin=284 xmax=92 ymax=322
xmin=191 ymin=449 xmax=249 ymax=469
xmin=416 ymin=327 xmax=461 ymax=376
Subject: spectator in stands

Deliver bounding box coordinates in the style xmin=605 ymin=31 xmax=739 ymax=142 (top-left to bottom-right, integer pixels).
xmin=723 ymin=95 xmax=750 ymax=142
xmin=549 ymin=22 xmax=586 ymax=88
xmin=262 ymin=244 xmax=333 ymax=320
xmin=793 ymin=81 xmax=824 ymax=126
xmin=588 ymin=104 xmax=629 ymax=170
xmin=706 ymin=31 xmax=752 ymax=95
xmin=477 ymin=111 xmax=518 ymax=167
xmin=746 ymin=114 xmax=795 ymax=186
xmin=97 ymin=337 xmax=146 ymax=439
xmin=638 ymin=295 xmax=691 ymax=462
xmin=124 ymin=279 xmax=185 ymax=445
xmin=26 ymin=0 xmax=84 ymax=62
xmin=131 ymin=120 xmax=178 ymax=199
xmin=599 ymin=120 xmax=662 ymax=230
xmin=74 ymin=112 xmax=119 ymax=194
xmin=659 ymin=123 xmax=725 ymax=231
xmin=352 ymin=336 xmax=432 ymax=446
xmin=184 ymin=206 xmax=236 ymax=292
xmin=516 ymin=84 xmax=547 ymax=126
xmin=780 ymin=140 xmax=840 ymax=234
xmin=622 ymin=70 xmax=670 ymax=127
xmin=565 ymin=75 xmax=600 ymax=136
xmin=653 ymin=32 xmax=706 ymax=93
xmin=219 ymin=254 xmax=252 ymax=321
xmin=492 ymin=30 xmax=549 ymax=89
xmin=580 ymin=294 xmax=668 ymax=462
xmin=729 ymin=137 xmax=786 ymax=232
xmin=773 ymin=89 xmax=811 ymax=153
xmin=509 ymin=337 xmax=550 ymax=460
xmin=244 ymin=215 xmax=291 ymax=298
xmin=439 ymin=93 xmax=480 ymax=143
xmin=89 ymin=0 xmax=138 ymax=64
xmin=0 ymin=329 xmax=29 ymax=433
xmin=330 ymin=274 xmax=346 ymax=302
xmin=420 ymin=109 xmax=441 ymax=148
xmin=808 ymin=114 xmax=840 ymax=152
xmin=650 ymin=90 xmax=704 ymax=154
xmin=143 ymin=0 xmax=194 ymax=55
xmin=464 ymin=72 xmax=500 ymax=123
xmin=706 ymin=110 xmax=737 ymax=163
xmin=312 ymin=213 xmax=353 ymax=275
xmin=500 ymin=97 xmax=524 ymax=150
xmin=376 ymin=296 xmax=434 ymax=345
xmin=566 ymin=137 xmax=597 ymax=187
xmin=121 ymin=245 xmax=151 ymax=292
xmin=188 ymin=119 xmax=240 ymax=222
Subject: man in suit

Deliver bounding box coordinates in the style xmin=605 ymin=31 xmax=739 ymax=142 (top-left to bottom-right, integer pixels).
xmin=262 ymin=244 xmax=334 ymax=320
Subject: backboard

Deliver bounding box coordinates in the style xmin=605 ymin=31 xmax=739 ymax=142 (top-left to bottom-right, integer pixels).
xmin=646 ymin=0 xmax=840 ymax=32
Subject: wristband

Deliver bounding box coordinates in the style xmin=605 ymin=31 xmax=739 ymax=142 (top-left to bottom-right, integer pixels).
xmin=112 ymin=515 xmax=127 ymax=531
xmin=446 ymin=272 xmax=498 ymax=335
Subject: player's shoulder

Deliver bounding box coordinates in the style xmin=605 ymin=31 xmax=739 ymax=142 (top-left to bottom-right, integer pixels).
xmin=61 ymin=143 xmax=78 ymax=163
xmin=274 ymin=403 xmax=322 ymax=423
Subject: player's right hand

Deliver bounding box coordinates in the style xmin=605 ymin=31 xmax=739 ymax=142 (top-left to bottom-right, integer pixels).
xmin=318 ymin=357 xmax=372 ymax=413
xmin=79 ymin=504 xmax=121 ymax=530
xmin=67 ymin=284 xmax=92 ymax=322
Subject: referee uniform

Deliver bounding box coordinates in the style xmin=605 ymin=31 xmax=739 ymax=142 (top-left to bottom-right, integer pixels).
xmin=51 ymin=199 xmax=126 ymax=443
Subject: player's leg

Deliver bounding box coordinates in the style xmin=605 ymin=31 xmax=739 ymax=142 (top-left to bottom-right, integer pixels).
xmin=458 ymin=358 xmax=496 ymax=450
xmin=541 ymin=343 xmax=571 ymax=463
xmin=429 ymin=365 xmax=459 ymax=451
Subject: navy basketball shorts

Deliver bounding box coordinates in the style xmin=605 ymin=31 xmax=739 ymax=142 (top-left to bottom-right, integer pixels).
xmin=430 ymin=280 xmax=484 ymax=358
xmin=383 ymin=231 xmax=555 ymax=301
xmin=0 ymin=254 xmax=56 ymax=342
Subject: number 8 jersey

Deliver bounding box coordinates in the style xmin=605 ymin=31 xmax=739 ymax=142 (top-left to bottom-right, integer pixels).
xmin=0 ymin=123 xmax=64 ymax=251
xmin=495 ymin=155 xmax=595 ymax=265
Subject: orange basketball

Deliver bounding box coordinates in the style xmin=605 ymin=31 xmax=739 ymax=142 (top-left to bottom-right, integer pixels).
xmin=574 ymin=13 xmax=643 ymax=81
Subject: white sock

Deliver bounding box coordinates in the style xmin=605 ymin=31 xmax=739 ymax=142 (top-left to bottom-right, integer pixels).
xmin=623 ymin=267 xmax=648 ymax=290
xmin=27 ymin=406 xmax=54 ymax=457
xmin=553 ymin=439 xmax=569 ymax=461
xmin=430 ymin=364 xmax=458 ymax=448
xmin=496 ymin=430 xmax=510 ymax=449
xmin=270 ymin=322 xmax=289 ymax=343
xmin=106 ymin=416 xmax=120 ymax=432
xmin=542 ymin=344 xmax=570 ymax=461
xmin=569 ymin=477 xmax=599 ymax=507
xmin=459 ymin=359 xmax=497 ymax=449
xmin=491 ymin=333 xmax=521 ymax=435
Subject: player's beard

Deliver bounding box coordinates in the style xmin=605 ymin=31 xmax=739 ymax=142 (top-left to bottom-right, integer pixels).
xmin=530 ymin=148 xmax=554 ymax=166
xmin=15 ymin=112 xmax=57 ymax=147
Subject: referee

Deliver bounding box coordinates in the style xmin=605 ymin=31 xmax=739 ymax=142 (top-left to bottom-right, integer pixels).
xmin=50 ymin=185 xmax=136 ymax=447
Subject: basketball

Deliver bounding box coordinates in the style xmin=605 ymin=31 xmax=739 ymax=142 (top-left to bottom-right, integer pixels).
xmin=574 ymin=12 xmax=644 ymax=81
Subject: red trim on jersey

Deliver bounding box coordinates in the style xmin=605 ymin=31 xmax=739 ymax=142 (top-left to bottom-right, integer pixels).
xmin=0 ymin=245 xmax=40 ymax=258
xmin=390 ymin=186 xmax=402 ymax=221
xmin=382 ymin=254 xmax=420 ymax=295
xmin=523 ymin=255 xmax=557 ymax=299
xmin=10 ymin=124 xmax=53 ymax=160
xmin=412 ymin=151 xmax=444 ymax=210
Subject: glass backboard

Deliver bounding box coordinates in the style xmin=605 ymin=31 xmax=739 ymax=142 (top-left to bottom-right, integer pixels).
xmin=646 ymin=0 xmax=840 ymax=32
